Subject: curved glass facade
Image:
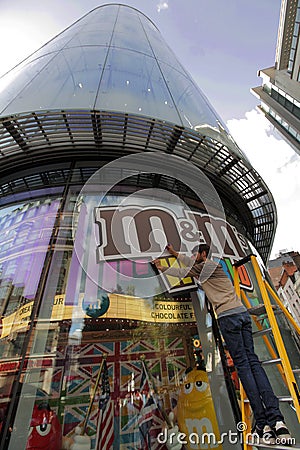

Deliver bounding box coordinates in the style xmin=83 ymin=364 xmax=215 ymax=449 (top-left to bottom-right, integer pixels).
xmin=0 ymin=182 xmax=239 ymax=450
xmin=0 ymin=175 xmax=299 ymax=450
xmin=0 ymin=4 xmax=298 ymax=450
xmin=0 ymin=4 xmax=278 ymax=259
xmin=0 ymin=4 xmax=224 ymax=132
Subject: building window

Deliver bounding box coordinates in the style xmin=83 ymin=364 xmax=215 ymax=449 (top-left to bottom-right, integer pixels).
xmin=270 ymin=88 xmax=300 ymax=119
xmin=288 ymin=4 xmax=300 ymax=74
xmin=267 ymin=107 xmax=300 ymax=143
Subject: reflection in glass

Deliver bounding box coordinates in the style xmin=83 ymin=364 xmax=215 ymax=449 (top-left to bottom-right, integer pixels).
xmin=0 ymin=3 xmax=229 ymax=135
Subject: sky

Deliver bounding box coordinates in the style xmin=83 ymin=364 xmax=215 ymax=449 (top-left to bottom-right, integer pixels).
xmin=0 ymin=0 xmax=299 ymax=260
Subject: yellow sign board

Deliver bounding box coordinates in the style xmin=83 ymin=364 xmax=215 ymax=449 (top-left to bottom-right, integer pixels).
xmin=158 ymin=255 xmax=197 ymax=292
xmin=1 ymin=294 xmax=195 ymax=339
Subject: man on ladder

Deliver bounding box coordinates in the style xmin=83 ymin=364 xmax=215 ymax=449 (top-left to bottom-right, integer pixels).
xmin=153 ymin=243 xmax=292 ymax=446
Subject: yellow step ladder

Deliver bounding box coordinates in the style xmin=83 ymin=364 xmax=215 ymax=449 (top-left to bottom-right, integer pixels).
xmin=232 ymin=254 xmax=300 ymax=449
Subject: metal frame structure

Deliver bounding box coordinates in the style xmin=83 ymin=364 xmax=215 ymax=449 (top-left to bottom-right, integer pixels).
xmin=0 ymin=109 xmax=276 ymax=261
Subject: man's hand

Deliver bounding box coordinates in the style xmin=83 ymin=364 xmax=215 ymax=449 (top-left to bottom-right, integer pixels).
xmin=165 ymin=243 xmax=178 ymax=257
xmin=152 ymin=259 xmax=166 ymax=272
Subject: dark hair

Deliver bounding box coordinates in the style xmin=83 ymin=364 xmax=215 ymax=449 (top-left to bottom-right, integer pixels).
xmin=191 ymin=244 xmax=210 ymax=256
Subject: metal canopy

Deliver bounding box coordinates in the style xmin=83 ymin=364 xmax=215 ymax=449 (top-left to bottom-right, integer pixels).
xmin=0 ymin=109 xmax=276 ymax=261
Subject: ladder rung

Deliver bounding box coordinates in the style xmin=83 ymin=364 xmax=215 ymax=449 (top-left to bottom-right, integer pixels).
xmin=233 ymin=254 xmax=255 ymax=267
xmin=261 ymin=357 xmax=282 ymax=365
xmin=276 ymin=395 xmax=293 ymax=402
xmin=292 ymin=368 xmax=300 ymax=373
xmin=243 ymin=395 xmax=293 ymax=403
xmin=257 ymin=310 xmax=283 ymax=321
xmin=252 ymin=328 xmax=273 ymax=337
xmin=248 ymin=304 xmax=278 ymax=316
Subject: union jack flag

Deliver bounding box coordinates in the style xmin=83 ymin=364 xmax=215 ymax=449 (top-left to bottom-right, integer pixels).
xmin=138 ymin=365 xmax=158 ymax=450
xmin=95 ymin=360 xmax=114 ymax=449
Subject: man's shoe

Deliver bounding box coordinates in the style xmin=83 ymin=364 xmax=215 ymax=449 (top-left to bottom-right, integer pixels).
xmin=252 ymin=424 xmax=276 ymax=445
xmin=273 ymin=421 xmax=293 ymax=445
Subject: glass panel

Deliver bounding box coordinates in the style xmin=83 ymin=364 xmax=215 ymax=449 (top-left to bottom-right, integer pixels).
xmin=285 ymin=99 xmax=293 ymax=112
xmin=96 ymin=48 xmax=182 ymax=124
xmin=65 ymin=6 xmax=119 ymax=47
xmin=111 ymin=6 xmax=152 ymax=55
xmin=292 ymin=36 xmax=298 ymax=49
xmin=1 ymin=185 xmax=300 ymax=447
xmin=0 ymin=54 xmax=54 ymax=115
xmin=0 ymin=4 xmax=122 ymax=115
xmin=293 ymin=104 xmax=300 ymax=119
xmin=89 ymin=3 xmax=120 ymax=25
xmin=159 ymin=62 xmax=220 ymax=130
xmin=65 ymin=30 xmax=112 ymax=47
xmin=3 ymin=189 xmax=227 ymax=450
xmin=278 ymin=93 xmax=286 ymax=106
xmin=139 ymin=14 xmax=186 ymax=74
xmin=1 ymin=47 xmax=108 ymax=115
xmin=0 ymin=195 xmax=61 ymax=439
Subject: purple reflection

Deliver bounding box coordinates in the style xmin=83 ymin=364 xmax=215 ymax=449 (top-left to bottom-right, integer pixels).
xmin=65 ymin=203 xmax=87 ymax=305
xmin=23 ymin=253 xmax=47 ymax=298
xmin=104 ymin=261 xmax=118 ymax=290
xmin=13 ymin=254 xmax=31 ymax=286
xmin=84 ymin=251 xmax=99 ymax=303
xmin=0 ymin=199 xmax=61 ymax=301
xmin=119 ymin=260 xmax=133 ymax=277
xmin=101 ymin=259 xmax=154 ymax=292
xmin=134 ymin=260 xmax=151 ymax=276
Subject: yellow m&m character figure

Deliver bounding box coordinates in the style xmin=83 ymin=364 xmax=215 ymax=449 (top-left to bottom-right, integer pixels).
xmin=176 ymin=366 xmax=223 ymax=450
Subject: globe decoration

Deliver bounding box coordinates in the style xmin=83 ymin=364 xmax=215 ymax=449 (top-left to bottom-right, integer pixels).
xmin=82 ymin=293 xmax=110 ymax=318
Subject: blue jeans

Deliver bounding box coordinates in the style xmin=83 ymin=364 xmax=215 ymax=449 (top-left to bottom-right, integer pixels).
xmin=218 ymin=311 xmax=284 ymax=428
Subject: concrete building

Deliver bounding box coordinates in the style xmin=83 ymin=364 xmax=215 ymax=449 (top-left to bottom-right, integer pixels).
xmin=269 ymin=259 xmax=300 ymax=325
xmin=268 ymin=251 xmax=300 ymax=325
xmin=278 ymin=275 xmax=300 ymax=326
xmin=251 ymin=0 xmax=300 ymax=154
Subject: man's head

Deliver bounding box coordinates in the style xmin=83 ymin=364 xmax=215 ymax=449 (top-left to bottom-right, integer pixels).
xmin=191 ymin=244 xmax=210 ymax=262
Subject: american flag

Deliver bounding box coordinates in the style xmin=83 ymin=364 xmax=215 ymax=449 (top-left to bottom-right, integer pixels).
xmin=95 ymin=360 xmax=114 ymax=450
xmin=138 ymin=365 xmax=157 ymax=450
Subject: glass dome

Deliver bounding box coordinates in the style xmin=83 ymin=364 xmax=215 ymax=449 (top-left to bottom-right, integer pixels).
xmin=0 ymin=4 xmax=226 ymax=134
